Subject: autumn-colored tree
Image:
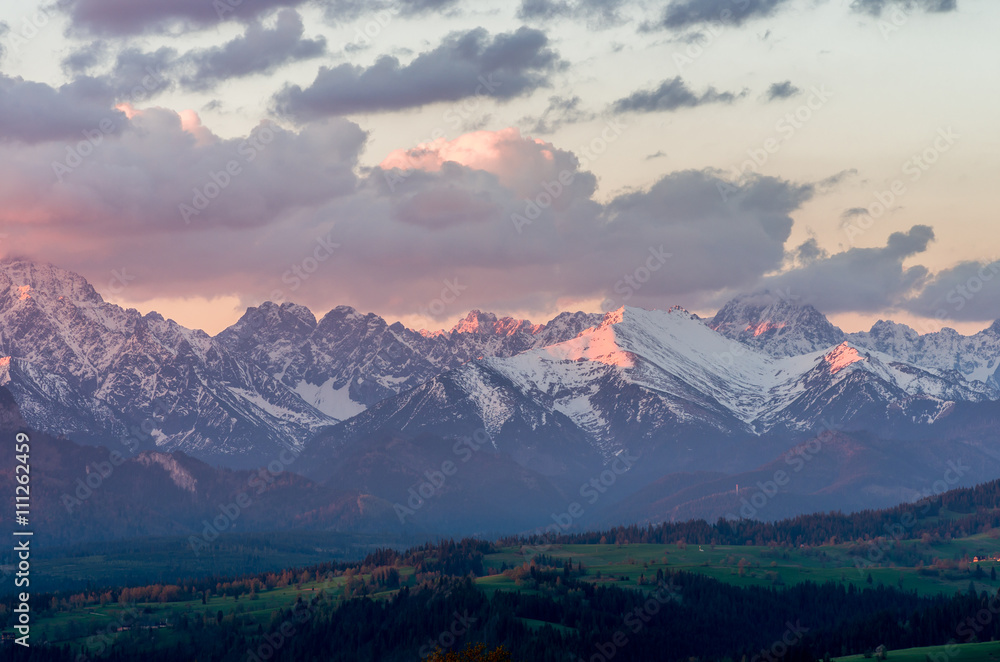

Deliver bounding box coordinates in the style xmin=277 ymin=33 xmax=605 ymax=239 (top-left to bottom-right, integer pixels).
xmin=426 ymin=643 xmax=512 ymax=661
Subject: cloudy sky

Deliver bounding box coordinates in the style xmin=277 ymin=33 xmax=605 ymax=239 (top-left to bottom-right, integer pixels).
xmin=1 ymin=0 xmax=997 ymax=335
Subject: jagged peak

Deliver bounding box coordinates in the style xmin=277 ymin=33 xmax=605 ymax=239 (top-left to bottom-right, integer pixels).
xmin=452 ymin=309 xmax=499 ymax=334
xmin=450 ymin=309 xmax=542 ymax=336
xmin=0 ymin=257 xmax=105 ymax=305
xmin=823 ymin=342 xmax=867 ymax=374
xmin=866 ymin=319 xmax=919 ymax=339
xmin=711 ymin=291 xmax=831 ymax=324
xmin=315 ymin=304 xmax=375 ymax=328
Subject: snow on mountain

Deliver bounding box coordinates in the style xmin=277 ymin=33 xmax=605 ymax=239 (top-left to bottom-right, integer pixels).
xmin=217 ymin=302 xmax=602 ymax=417
xmin=323 ymin=306 xmax=1000 ymax=468
xmin=848 ymin=319 xmax=1000 ymax=388
xmin=709 ymin=291 xmax=845 ymax=357
xmin=0 ymin=258 xmax=336 ymax=465
xmin=0 ymin=259 xmax=601 ymax=465
xmin=3 ymin=258 xmax=998 ymax=472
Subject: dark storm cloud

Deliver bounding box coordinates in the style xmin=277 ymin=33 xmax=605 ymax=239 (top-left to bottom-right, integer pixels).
xmin=179 ymin=9 xmax=326 ymax=91
xmin=850 ymin=0 xmax=957 ymax=16
xmin=900 ymin=259 xmax=1000 ymax=322
xmin=764 ymin=81 xmax=800 ymax=102
xmin=654 ymin=0 xmax=792 ymax=30
xmin=754 ymin=225 xmax=934 ymax=313
xmin=611 ymin=77 xmax=744 ymax=113
xmin=0 ymin=75 xmax=126 ymax=143
xmin=273 ymin=27 xmax=562 ymax=119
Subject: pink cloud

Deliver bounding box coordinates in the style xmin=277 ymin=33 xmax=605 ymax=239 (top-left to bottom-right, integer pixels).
xmin=379 ymin=127 xmax=568 ymax=200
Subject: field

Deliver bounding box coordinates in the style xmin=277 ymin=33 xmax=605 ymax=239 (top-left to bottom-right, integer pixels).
xmin=11 ymin=532 xmax=1000 ymax=652
xmin=483 ymin=536 xmax=1000 ymax=598
xmin=836 ymin=641 xmax=1000 ymax=662
xmin=3 ymin=530 xmax=424 ymax=595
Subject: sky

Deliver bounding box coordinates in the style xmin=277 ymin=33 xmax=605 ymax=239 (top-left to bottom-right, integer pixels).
xmin=0 ymin=0 xmax=997 ymax=335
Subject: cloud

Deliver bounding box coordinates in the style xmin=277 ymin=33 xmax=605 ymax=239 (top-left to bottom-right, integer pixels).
xmin=0 ymin=22 xmax=9 ymax=62
xmin=273 ymin=27 xmax=562 ymax=119
xmin=0 ymin=108 xmax=365 ymax=232
xmin=752 ymin=225 xmax=934 ymax=313
xmin=379 ymin=127 xmax=596 ymax=202
xmin=61 ymin=40 xmax=108 ymax=74
xmin=900 ymin=259 xmax=1000 ymax=322
xmin=65 ymin=10 xmax=325 ymax=100
xmin=849 ymin=0 xmax=957 ymax=17
xmin=519 ymin=95 xmax=596 ymax=134
xmin=56 ymin=0 xmax=310 ymax=35
xmin=794 ymin=237 xmax=827 ymax=264
xmin=764 ymin=80 xmax=800 ymax=102
xmin=0 ymin=74 xmax=127 ymax=143
xmin=653 ymin=0 xmax=792 ymax=30
xmin=105 ymin=47 xmax=176 ymax=99
xmin=517 ymin=0 xmax=628 ymax=26
xmin=320 ymin=0 xmax=459 ymax=25
xmin=611 ymin=76 xmax=744 ymax=113
xmin=0 ymin=94 xmax=816 ymax=321
xmin=179 ymin=9 xmax=326 ymax=91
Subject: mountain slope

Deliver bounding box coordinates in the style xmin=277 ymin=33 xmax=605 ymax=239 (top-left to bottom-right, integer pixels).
xmin=708 ymin=291 xmax=845 ymax=357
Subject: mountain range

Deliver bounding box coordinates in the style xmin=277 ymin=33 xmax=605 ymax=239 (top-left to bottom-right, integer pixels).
xmin=3 ymin=257 xmax=1000 ymax=539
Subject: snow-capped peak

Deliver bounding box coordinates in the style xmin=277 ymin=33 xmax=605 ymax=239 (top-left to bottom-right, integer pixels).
xmin=823 ymin=342 xmax=866 ymax=374
xmin=709 ymin=291 xmax=844 ymax=357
